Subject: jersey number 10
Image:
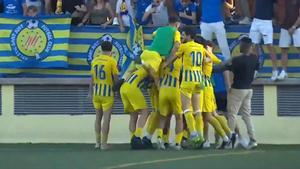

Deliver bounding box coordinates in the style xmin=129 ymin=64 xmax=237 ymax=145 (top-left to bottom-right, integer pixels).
xmin=190 ymin=51 xmax=203 ymax=66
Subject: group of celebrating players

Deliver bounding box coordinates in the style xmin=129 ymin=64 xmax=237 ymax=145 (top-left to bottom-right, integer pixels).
xmin=90 ymin=16 xmax=241 ymax=151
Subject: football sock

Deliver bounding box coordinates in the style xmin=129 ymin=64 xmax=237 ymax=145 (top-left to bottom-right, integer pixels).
xmin=101 ymin=134 xmax=108 ymax=145
xmin=175 ymin=132 xmax=183 ymax=145
xmin=215 ymin=115 xmax=232 ymax=136
xmin=163 ymin=130 xmax=170 ymax=143
xmin=184 ymin=111 xmax=197 ymax=133
xmin=195 ymin=114 xmax=204 ymax=135
xmin=95 ymin=132 xmax=101 ymax=143
xmin=134 ymin=128 xmax=143 ymax=138
xmin=209 ymin=116 xmax=226 ymax=138
xmin=157 ymin=128 xmax=163 ymax=139
xmin=146 ymin=112 xmax=159 ymax=135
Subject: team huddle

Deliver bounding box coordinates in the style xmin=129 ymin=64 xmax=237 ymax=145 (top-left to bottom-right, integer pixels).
xmin=90 ymin=16 xmax=253 ymax=151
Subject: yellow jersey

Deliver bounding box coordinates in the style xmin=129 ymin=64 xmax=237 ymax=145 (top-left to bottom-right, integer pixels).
xmin=176 ymin=41 xmax=206 ymax=82
xmin=202 ymin=52 xmax=222 ymax=78
xmin=91 ymin=54 xmax=119 ymax=97
xmin=160 ymin=58 xmax=182 ymax=88
xmin=125 ymin=67 xmax=149 ymax=88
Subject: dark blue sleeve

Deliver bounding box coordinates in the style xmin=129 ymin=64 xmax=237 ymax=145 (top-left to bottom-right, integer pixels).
xmin=190 ymin=3 xmax=196 ymax=12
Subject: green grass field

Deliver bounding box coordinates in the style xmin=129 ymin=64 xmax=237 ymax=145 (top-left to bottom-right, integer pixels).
xmin=0 ymin=144 xmax=299 ymax=169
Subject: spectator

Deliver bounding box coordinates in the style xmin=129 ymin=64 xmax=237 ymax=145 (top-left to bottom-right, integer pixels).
xmin=135 ymin=0 xmax=151 ymax=25
xmin=165 ymin=0 xmax=179 ymax=18
xmin=109 ymin=0 xmax=117 ymax=13
xmin=200 ymin=0 xmax=232 ymax=92
xmin=177 ymin=0 xmax=197 ymax=25
xmin=200 ymin=0 xmax=231 ymax=60
xmin=52 ymin=0 xmax=87 ymax=15
xmin=236 ymin=0 xmax=252 ymax=24
xmin=22 ymin=0 xmax=43 ymax=16
xmin=44 ymin=0 xmax=51 ymax=14
xmin=142 ymin=0 xmax=169 ymax=27
xmin=225 ymin=37 xmax=259 ymax=149
xmin=116 ymin=0 xmax=134 ymax=32
xmin=223 ymin=0 xmax=235 ymax=24
xmin=0 ymin=0 xmax=3 ymax=13
xmin=3 ymin=0 xmax=23 ymax=15
xmin=52 ymin=0 xmax=87 ymax=25
xmin=249 ymin=0 xmax=278 ymax=81
xmin=277 ymin=0 xmax=300 ymax=80
xmin=79 ymin=0 xmax=114 ymax=27
xmin=25 ymin=5 xmax=38 ymax=17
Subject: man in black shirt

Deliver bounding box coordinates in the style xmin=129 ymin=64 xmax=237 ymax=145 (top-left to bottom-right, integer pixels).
xmin=225 ymin=37 xmax=259 ymax=149
xmin=249 ymin=0 xmax=278 ymax=81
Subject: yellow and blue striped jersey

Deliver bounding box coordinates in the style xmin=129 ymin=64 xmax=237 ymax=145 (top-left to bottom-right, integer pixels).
xmin=176 ymin=41 xmax=206 ymax=83
xmin=91 ymin=54 xmax=119 ymax=97
xmin=160 ymin=58 xmax=182 ymax=88
xmin=202 ymin=52 xmax=222 ymax=78
xmin=125 ymin=67 xmax=149 ymax=88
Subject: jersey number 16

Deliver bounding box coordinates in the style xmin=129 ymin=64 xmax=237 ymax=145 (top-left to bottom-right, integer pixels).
xmin=95 ymin=65 xmax=106 ymax=80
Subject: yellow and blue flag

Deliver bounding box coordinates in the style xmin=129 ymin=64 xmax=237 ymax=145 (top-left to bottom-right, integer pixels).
xmin=0 ymin=14 xmax=71 ymax=68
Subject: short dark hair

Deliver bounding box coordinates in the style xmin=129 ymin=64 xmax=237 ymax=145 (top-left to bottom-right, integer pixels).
xmin=194 ymin=35 xmax=207 ymax=46
xmin=101 ymin=41 xmax=113 ymax=52
xmin=240 ymin=37 xmax=252 ymax=53
xmin=27 ymin=5 xmax=38 ymax=13
xmin=169 ymin=16 xmax=180 ymax=24
xmin=182 ymin=26 xmax=197 ymax=39
xmin=240 ymin=37 xmax=252 ymax=44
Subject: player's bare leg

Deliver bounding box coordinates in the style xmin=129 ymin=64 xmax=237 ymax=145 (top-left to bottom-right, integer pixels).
xmin=129 ymin=113 xmax=138 ymax=138
xmin=95 ymin=109 xmax=103 ymax=149
xmin=173 ymin=114 xmax=184 ymax=150
xmin=181 ymin=93 xmax=203 ymax=148
xmin=101 ymin=107 xmax=112 ymax=150
xmin=203 ymin=112 xmax=230 ymax=149
xmin=157 ymin=114 xmax=168 ymax=150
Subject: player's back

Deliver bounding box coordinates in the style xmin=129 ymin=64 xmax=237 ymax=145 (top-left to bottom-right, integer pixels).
xmin=148 ymin=26 xmax=177 ymax=57
xmin=125 ymin=67 xmax=149 ymax=88
xmin=91 ymin=55 xmax=118 ymax=97
xmin=160 ymin=58 xmax=182 ymax=88
xmin=202 ymin=53 xmax=221 ymax=78
xmin=179 ymin=41 xmax=205 ymax=71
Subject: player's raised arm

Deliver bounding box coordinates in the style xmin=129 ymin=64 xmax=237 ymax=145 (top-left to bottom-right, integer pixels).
xmin=204 ymin=48 xmax=222 ymax=65
xmin=163 ymin=30 xmax=181 ymax=69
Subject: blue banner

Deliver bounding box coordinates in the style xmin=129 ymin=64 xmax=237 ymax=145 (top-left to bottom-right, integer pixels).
xmin=0 ymin=17 xmax=299 ymax=78
xmin=0 ymin=14 xmax=71 ymax=68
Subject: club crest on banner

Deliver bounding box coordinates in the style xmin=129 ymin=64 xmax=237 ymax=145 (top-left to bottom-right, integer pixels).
xmin=10 ymin=19 xmax=54 ymax=61
xmin=87 ymin=34 xmax=142 ymax=69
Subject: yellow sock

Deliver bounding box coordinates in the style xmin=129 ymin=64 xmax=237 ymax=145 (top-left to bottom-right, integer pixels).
xmin=184 ymin=112 xmax=197 ymax=133
xmin=146 ymin=112 xmax=159 ymax=135
xmin=215 ymin=115 xmax=232 ymax=136
xmin=183 ymin=129 xmax=189 ymax=138
xmin=130 ymin=132 xmax=134 ymax=139
xmin=195 ymin=114 xmax=204 ymax=135
xmin=101 ymin=134 xmax=108 ymax=145
xmin=175 ymin=132 xmax=183 ymax=145
xmin=209 ymin=116 xmax=226 ymax=137
xmin=134 ymin=128 xmax=143 ymax=138
xmin=163 ymin=130 xmax=170 ymax=143
xmin=95 ymin=133 xmax=101 ymax=143
xmin=157 ymin=128 xmax=163 ymax=138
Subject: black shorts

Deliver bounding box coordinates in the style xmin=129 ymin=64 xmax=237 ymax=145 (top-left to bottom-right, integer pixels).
xmin=214 ymin=92 xmax=227 ymax=112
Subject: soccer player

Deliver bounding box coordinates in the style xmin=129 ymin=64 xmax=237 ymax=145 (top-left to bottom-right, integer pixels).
xmin=196 ymin=39 xmax=234 ymax=149
xmin=90 ymin=41 xmax=119 ymax=150
xmin=170 ymin=26 xmax=208 ymax=148
xmin=156 ymin=58 xmax=183 ymax=150
xmin=120 ymin=16 xmax=181 ymax=149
